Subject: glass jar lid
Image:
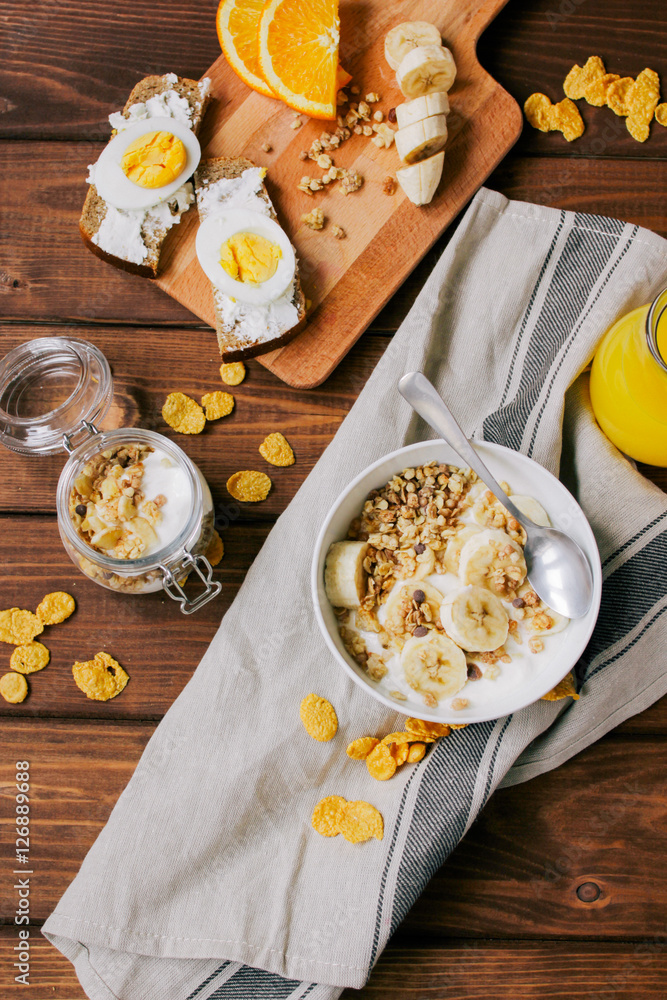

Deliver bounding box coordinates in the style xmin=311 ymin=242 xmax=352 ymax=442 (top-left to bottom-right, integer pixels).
xmin=0 ymin=337 xmax=113 ymax=456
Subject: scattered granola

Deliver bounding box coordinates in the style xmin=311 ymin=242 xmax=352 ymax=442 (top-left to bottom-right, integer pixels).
xmin=10 ymin=642 xmax=50 ymax=675
xmin=72 ymin=652 xmax=129 ymax=701
xmin=383 ymin=176 xmax=398 ymax=195
xmin=220 ymin=361 xmax=246 ymax=386
xmin=302 ymin=206 xmax=325 ymax=230
xmin=259 ymin=432 xmax=295 ymax=467
xmin=201 ymin=391 xmax=235 ymax=421
xmin=227 ymin=470 xmax=272 ymax=502
xmin=299 ymin=692 xmax=338 ymax=741
xmin=262 ymin=142 xmax=272 ymax=152
xmin=0 ymin=672 xmax=28 ymax=703
xmin=331 ymin=224 xmax=346 ymax=239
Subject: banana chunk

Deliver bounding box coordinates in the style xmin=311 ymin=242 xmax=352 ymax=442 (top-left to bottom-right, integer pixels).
xmin=384 ymin=580 xmax=444 ymax=637
xmin=396 ymin=45 xmax=457 ymax=99
xmin=384 ymin=21 xmax=442 ymax=71
xmin=509 ymin=495 xmax=551 ymax=527
xmin=440 ymin=586 xmax=509 ymax=652
xmin=401 ymin=633 xmax=467 ymax=700
xmin=324 ymin=540 xmax=368 ymax=609
xmin=396 ymin=151 xmax=444 ymax=205
xmin=443 ymin=526 xmax=481 ymax=575
xmin=396 ymin=92 xmax=450 ymax=130
xmin=459 ymin=528 xmax=527 ymax=597
xmin=395 ymin=114 xmax=448 ymax=164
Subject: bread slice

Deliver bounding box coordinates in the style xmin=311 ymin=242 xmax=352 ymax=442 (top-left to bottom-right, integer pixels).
xmin=194 ymin=157 xmax=307 ymax=361
xmin=80 ymin=74 xmax=212 ymax=278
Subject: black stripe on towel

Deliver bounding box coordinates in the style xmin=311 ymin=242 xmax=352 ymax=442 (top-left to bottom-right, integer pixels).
xmin=208 ymin=966 xmax=301 ymax=999
xmin=186 ymin=963 xmax=232 ymax=1000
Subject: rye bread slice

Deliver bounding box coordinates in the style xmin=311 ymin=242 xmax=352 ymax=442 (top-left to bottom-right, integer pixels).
xmin=194 ymin=157 xmax=307 ymax=361
xmin=80 ymin=74 xmax=211 ymax=278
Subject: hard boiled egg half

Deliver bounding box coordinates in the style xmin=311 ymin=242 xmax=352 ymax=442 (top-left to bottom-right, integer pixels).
xmin=196 ymin=210 xmax=296 ymax=306
xmin=93 ymin=116 xmax=201 ymax=211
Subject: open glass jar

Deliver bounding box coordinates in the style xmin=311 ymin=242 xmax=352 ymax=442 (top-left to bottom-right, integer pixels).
xmin=0 ymin=336 xmax=221 ymax=614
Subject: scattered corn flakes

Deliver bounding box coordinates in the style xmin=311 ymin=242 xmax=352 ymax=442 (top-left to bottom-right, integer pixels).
xmin=0 ymin=672 xmax=28 ymax=703
xmin=346 ymin=736 xmax=379 ymax=759
xmin=366 ymin=741 xmax=397 ymax=781
xmin=390 ymin=742 xmax=409 ymax=766
xmin=381 ymin=731 xmax=413 ymax=746
xmin=0 ymin=608 xmax=44 ymax=645
xmin=300 ymin=692 xmax=338 ymax=741
xmin=625 ymin=68 xmax=660 ymax=142
xmin=162 ymin=392 xmax=206 ymax=435
xmin=311 ymin=795 xmax=347 ymax=837
xmin=563 ymin=56 xmax=607 ymax=101
xmin=10 ymin=642 xmax=50 ymax=674
xmin=656 ymin=103 xmax=667 ymax=127
xmin=406 ymin=742 xmax=426 ymax=763
xmin=259 ymin=432 xmax=295 ymax=467
xmin=405 ymin=718 xmax=451 ymax=740
xmin=606 ymin=76 xmax=635 ymax=116
xmin=524 ymin=93 xmax=584 ymax=141
xmin=542 ymin=670 xmax=580 ymax=702
xmin=205 ymin=529 xmax=224 ymax=567
xmin=36 ymin=591 xmax=75 ymax=625
xmin=72 ymin=652 xmax=129 ymax=701
xmin=220 ymin=362 xmax=246 ymax=386
xmin=338 ymin=800 xmax=383 ymax=843
xmin=585 ymin=73 xmax=621 ymax=107
xmin=226 ymin=470 xmax=272 ymax=502
xmin=202 ymin=391 xmax=234 ymax=421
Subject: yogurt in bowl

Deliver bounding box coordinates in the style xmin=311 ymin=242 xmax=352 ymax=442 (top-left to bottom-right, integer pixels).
xmin=312 ymin=440 xmax=601 ymax=725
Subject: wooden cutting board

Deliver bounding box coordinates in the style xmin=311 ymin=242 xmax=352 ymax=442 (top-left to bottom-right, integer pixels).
xmin=157 ymin=0 xmax=522 ymax=388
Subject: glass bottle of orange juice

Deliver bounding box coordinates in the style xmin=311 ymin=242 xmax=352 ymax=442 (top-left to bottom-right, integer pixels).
xmin=590 ymin=286 xmax=667 ymax=466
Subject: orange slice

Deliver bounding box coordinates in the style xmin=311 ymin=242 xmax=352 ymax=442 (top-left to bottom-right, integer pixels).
xmin=258 ymin=0 xmax=340 ymax=119
xmin=217 ymin=0 xmax=275 ymax=98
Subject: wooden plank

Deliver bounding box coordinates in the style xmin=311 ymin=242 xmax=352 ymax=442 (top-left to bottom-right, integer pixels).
xmin=3 ymin=145 xmax=666 ymax=329
xmin=0 ymin=723 xmax=665 ymax=935
xmin=0 ymin=325 xmax=386 ymax=517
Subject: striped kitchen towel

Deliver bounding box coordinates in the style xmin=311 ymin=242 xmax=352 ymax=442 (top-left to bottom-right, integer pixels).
xmin=43 ymin=188 xmax=667 ymax=1000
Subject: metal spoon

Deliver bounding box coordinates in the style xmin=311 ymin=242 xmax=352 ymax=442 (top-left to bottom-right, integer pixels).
xmin=398 ymin=371 xmax=595 ymax=619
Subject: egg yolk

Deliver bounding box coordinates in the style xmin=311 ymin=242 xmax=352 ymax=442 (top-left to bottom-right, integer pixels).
xmin=121 ymin=131 xmax=187 ymax=189
xmin=219 ymin=232 xmax=282 ymax=285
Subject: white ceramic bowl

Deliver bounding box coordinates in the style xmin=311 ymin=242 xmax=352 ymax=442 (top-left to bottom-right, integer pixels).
xmin=312 ymin=439 xmax=602 ymax=724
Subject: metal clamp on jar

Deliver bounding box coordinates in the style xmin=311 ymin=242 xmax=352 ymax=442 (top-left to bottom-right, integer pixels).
xmin=0 ymin=337 xmax=221 ymax=614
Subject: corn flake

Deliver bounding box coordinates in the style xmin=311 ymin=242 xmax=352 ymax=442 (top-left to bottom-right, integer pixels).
xmin=390 ymin=742 xmax=409 ymax=766
xmin=0 ymin=608 xmax=44 ymax=645
xmin=607 ymin=76 xmax=635 ymax=116
xmin=0 ymin=672 xmax=28 ymax=703
xmin=524 ymin=94 xmax=584 ymax=141
xmin=300 ymin=692 xmax=338 ymax=741
xmin=366 ymin=742 xmax=396 ymax=781
xmin=625 ymin=68 xmax=660 ymax=142
xmin=220 ymin=362 xmax=246 ymax=386
xmin=405 ymin=718 xmax=451 ymax=740
xmin=407 ymin=742 xmax=426 ymax=763
xmin=523 ymin=93 xmax=553 ymax=132
xmin=162 ymin=392 xmax=206 ymax=435
xmin=72 ymin=652 xmax=129 ymax=701
xmin=36 ymin=591 xmax=75 ymax=625
xmin=338 ymin=800 xmax=384 ymax=843
xmin=259 ymin=432 xmax=295 ymax=467
xmin=584 ymin=73 xmax=620 ymax=107
xmin=205 ymin=529 xmax=224 ymax=567
xmin=542 ymin=670 xmax=580 ymax=702
xmin=311 ymin=795 xmax=346 ymax=837
xmin=10 ymin=642 xmax=50 ymax=674
xmin=227 ymin=470 xmax=272 ymax=502
xmin=563 ymin=56 xmax=606 ymax=100
xmin=346 ymin=736 xmax=379 ymax=759
xmin=202 ymin=391 xmax=234 ymax=421
xmin=381 ymin=731 xmax=414 ymax=745
xmin=656 ymin=104 xmax=667 ymax=127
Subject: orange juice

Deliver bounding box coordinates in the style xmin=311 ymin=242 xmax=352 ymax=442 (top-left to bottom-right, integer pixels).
xmin=590 ymin=287 xmax=667 ymax=466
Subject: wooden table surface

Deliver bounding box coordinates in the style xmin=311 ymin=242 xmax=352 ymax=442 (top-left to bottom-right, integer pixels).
xmin=1 ymin=0 xmax=666 ymax=996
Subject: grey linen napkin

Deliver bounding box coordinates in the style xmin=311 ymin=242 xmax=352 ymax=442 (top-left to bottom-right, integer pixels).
xmin=44 ymin=188 xmax=667 ymax=1000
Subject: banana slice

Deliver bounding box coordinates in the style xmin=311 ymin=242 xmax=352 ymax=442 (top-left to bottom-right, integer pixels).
xmin=395 ymin=114 xmax=448 ymax=164
xmin=324 ymin=540 xmax=368 ymax=608
xmin=458 ymin=528 xmax=527 ymax=597
xmin=396 ymin=150 xmax=444 ymax=205
xmin=509 ymin=495 xmax=551 ymax=527
xmin=443 ymin=526 xmax=481 ymax=575
xmin=384 ymin=21 xmax=442 ymax=71
xmin=440 ymin=586 xmax=509 ymax=652
xmin=401 ymin=633 xmax=467 ymax=699
xmin=396 ymin=45 xmax=457 ymax=99
xmin=395 ymin=92 xmax=450 ymax=130
xmin=384 ymin=580 xmax=444 ymax=637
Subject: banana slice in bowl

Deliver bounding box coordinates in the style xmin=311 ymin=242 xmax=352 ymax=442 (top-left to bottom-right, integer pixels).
xmin=384 ymin=580 xmax=444 ymax=637
xmin=440 ymin=586 xmax=509 ymax=652
xmin=509 ymin=495 xmax=551 ymax=527
xmin=459 ymin=528 xmax=527 ymax=597
xmin=324 ymin=540 xmax=368 ymax=608
xmin=401 ymin=633 xmax=467 ymax=700
xmin=443 ymin=525 xmax=481 ymax=574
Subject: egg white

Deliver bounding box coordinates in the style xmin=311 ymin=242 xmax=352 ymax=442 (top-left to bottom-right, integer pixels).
xmin=93 ymin=116 xmax=201 ymax=211
xmin=195 ymin=210 xmax=296 ymax=306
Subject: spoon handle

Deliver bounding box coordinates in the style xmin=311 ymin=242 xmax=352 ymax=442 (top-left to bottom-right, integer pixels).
xmin=398 ymin=371 xmax=532 ymax=531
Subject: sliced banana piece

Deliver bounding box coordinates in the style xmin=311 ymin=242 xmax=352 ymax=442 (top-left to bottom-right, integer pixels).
xmin=509 ymin=495 xmax=551 ymax=527
xmin=396 ymin=150 xmax=444 ymax=205
xmin=458 ymin=528 xmax=527 ymax=596
xmin=443 ymin=525 xmax=482 ymax=575
xmin=441 ymin=586 xmax=509 ymax=652
xmin=324 ymin=540 xmax=368 ymax=608
xmin=401 ymin=633 xmax=467 ymax=699
xmin=396 ymin=45 xmax=457 ymax=99
xmin=384 ymin=21 xmax=442 ymax=71
xmin=395 ymin=91 xmax=450 ymax=129
xmin=384 ymin=580 xmax=444 ymax=637
xmin=395 ymin=114 xmax=448 ymax=164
